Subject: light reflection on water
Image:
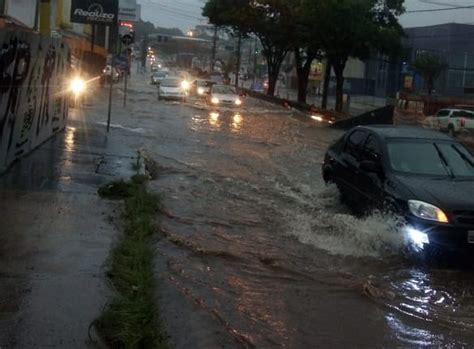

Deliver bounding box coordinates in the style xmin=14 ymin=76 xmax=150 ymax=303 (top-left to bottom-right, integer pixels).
xmin=209 ymin=112 xmax=220 ymax=128
xmin=231 ymin=113 xmax=243 ymax=132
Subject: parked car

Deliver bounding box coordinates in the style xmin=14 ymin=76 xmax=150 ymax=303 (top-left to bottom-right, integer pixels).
xmin=322 ymin=125 xmax=474 ymax=251
xmin=151 ymin=71 xmax=168 ymax=85
xmin=207 ymin=84 xmax=242 ymax=107
xmin=99 ymin=65 xmax=120 ymax=86
xmin=424 ymin=108 xmax=474 ymax=136
xmin=190 ymin=79 xmax=216 ymax=96
xmin=157 ymin=77 xmax=187 ymax=101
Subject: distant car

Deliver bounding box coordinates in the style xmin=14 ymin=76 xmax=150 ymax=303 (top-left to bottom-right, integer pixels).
xmin=151 ymin=71 xmax=168 ymax=85
xmin=191 ymin=79 xmax=215 ymax=96
xmin=207 ymin=84 xmax=242 ymax=107
xmin=424 ymin=108 xmax=474 ymax=136
xmin=100 ymin=65 xmax=120 ymax=85
xmin=322 ymin=125 xmax=474 ymax=251
xmin=158 ymin=77 xmax=187 ymax=101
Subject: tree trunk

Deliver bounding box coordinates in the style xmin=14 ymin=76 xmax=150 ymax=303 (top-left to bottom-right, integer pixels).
xmin=427 ymin=76 xmax=433 ymax=96
xmin=267 ymin=65 xmax=279 ymax=96
xmin=332 ymin=58 xmax=347 ymax=113
xmin=235 ymin=33 xmax=242 ymax=88
xmin=321 ymin=58 xmax=332 ymax=110
xmin=295 ymin=48 xmax=315 ymax=104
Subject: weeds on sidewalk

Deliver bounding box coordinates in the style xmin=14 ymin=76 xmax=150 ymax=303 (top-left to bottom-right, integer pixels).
xmin=96 ymin=175 xmax=167 ymax=348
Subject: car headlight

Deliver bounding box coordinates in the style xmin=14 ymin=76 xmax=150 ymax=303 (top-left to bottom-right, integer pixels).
xmin=211 ymin=97 xmax=219 ymax=104
xmin=197 ymin=87 xmax=205 ymax=95
xmin=408 ymin=200 xmax=449 ymax=223
xmin=235 ymin=99 xmax=242 ymax=106
xmin=181 ymin=80 xmax=190 ymax=90
xmin=406 ymin=227 xmax=430 ymax=250
xmin=70 ymin=78 xmax=86 ymax=95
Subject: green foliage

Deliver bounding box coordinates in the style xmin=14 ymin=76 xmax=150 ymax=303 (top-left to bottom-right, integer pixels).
xmin=96 ymin=180 xmax=167 ymax=348
xmin=412 ymin=52 xmax=447 ymax=95
xmin=98 ymin=180 xmax=138 ymax=200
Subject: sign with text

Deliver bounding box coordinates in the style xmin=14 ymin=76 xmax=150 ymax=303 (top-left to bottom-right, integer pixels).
xmin=70 ymin=0 xmax=119 ymax=25
xmin=118 ymin=0 xmax=140 ymax=22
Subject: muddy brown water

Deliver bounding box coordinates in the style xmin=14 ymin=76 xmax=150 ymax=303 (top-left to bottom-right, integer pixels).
xmin=93 ymin=79 xmax=474 ymax=348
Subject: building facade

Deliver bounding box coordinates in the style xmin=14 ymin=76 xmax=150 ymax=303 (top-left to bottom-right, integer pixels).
xmin=404 ymin=23 xmax=474 ymax=97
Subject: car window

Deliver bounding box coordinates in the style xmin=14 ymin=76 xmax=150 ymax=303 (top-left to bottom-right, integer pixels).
xmin=387 ymin=140 xmax=474 ymax=177
xmin=436 ymin=110 xmax=450 ymax=117
xmin=212 ymin=85 xmax=236 ymax=94
xmin=362 ymin=134 xmax=382 ymax=161
xmin=387 ymin=141 xmax=448 ymax=175
xmin=344 ymin=130 xmax=367 ymax=159
xmin=437 ymin=143 xmax=474 ymax=177
xmin=452 ymin=110 xmax=463 ymax=117
xmin=461 ymin=111 xmax=474 ymax=119
xmin=160 ymin=79 xmax=180 ymax=87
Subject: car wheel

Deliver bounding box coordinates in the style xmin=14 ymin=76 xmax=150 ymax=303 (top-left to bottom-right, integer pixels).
xmin=323 ymin=169 xmax=334 ymax=184
xmin=448 ymin=125 xmax=456 ymax=137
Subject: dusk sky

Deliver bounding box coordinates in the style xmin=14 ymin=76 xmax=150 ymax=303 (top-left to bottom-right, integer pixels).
xmin=137 ymin=0 xmax=474 ymax=32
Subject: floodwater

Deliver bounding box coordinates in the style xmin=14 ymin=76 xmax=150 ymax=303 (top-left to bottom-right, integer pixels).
xmin=95 ymin=78 xmax=474 ymax=348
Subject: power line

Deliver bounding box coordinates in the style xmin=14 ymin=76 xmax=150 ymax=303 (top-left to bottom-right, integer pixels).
xmin=406 ymin=4 xmax=474 ymax=13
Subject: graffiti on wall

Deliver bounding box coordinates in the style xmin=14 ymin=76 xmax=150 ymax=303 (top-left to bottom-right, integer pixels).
xmin=0 ymin=31 xmax=69 ymax=172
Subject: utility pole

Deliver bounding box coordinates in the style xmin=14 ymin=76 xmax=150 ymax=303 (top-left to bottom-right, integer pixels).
xmin=235 ymin=32 xmax=241 ymax=88
xmin=141 ymin=34 xmax=148 ymax=73
xmin=211 ymin=24 xmax=217 ymax=72
xmin=253 ymin=36 xmax=258 ymax=86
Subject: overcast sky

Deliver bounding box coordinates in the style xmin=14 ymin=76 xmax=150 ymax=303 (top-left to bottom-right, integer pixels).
xmin=137 ymin=0 xmax=474 ymax=32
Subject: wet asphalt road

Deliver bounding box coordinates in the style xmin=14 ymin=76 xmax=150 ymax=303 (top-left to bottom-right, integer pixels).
xmin=87 ymin=76 xmax=474 ymax=348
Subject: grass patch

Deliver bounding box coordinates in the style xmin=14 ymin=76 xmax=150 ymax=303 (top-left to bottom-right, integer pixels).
xmin=96 ymin=178 xmax=167 ymax=348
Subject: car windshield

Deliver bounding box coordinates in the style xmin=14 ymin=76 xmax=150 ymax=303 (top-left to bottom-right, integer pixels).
xmin=154 ymin=72 xmax=167 ymax=77
xmin=212 ymin=85 xmax=236 ymax=94
xmin=387 ymin=140 xmax=474 ymax=178
xmin=160 ymin=79 xmax=180 ymax=87
xmin=197 ymin=81 xmax=213 ymax=87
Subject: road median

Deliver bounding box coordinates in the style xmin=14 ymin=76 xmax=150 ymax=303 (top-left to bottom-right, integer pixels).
xmin=95 ymin=174 xmax=168 ymax=348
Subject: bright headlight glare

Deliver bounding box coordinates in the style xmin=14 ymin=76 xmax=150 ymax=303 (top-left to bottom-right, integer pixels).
xmin=70 ymin=78 xmax=86 ymax=95
xmin=406 ymin=227 xmax=429 ymax=249
xmin=197 ymin=87 xmax=205 ymax=95
xmin=181 ymin=80 xmax=190 ymax=90
xmin=211 ymin=97 xmax=219 ymax=104
xmin=235 ymin=99 xmax=242 ymax=105
xmin=408 ymin=200 xmax=449 ymax=223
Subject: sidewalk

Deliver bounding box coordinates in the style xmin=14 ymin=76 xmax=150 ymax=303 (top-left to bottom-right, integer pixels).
xmin=0 ymin=90 xmax=138 ymax=347
xmin=240 ymin=80 xmax=387 ymax=116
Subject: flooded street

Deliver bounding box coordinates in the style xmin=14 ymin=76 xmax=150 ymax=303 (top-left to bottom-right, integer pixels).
xmin=91 ymin=78 xmax=474 ymax=348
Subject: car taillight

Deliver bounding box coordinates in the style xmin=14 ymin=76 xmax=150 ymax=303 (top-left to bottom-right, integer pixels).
xmin=460 ymin=118 xmax=466 ymax=127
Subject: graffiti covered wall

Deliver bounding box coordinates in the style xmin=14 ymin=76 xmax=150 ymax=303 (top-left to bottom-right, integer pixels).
xmin=0 ymin=30 xmax=69 ymax=173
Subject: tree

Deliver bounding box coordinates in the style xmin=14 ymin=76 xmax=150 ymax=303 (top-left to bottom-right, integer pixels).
xmin=412 ymin=52 xmax=447 ymax=96
xmin=291 ymin=0 xmax=324 ymax=104
xmin=315 ymin=0 xmax=404 ymax=112
xmin=203 ymin=0 xmax=291 ymax=96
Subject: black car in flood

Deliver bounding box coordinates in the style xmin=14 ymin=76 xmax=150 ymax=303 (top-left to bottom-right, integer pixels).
xmin=322 ymin=125 xmax=474 ymax=251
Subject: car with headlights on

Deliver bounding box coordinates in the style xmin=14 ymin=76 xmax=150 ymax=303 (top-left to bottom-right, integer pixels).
xmin=322 ymin=125 xmax=474 ymax=251
xmin=190 ymin=79 xmax=216 ymax=97
xmin=207 ymin=84 xmax=242 ymax=107
xmin=151 ymin=71 xmax=168 ymax=85
xmin=157 ymin=77 xmax=187 ymax=102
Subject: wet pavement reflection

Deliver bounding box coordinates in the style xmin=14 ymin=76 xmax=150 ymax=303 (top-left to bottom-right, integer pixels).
xmin=89 ymin=77 xmax=474 ymax=347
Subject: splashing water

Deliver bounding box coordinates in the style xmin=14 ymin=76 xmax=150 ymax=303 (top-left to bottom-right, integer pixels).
xmin=287 ymin=185 xmax=408 ymax=258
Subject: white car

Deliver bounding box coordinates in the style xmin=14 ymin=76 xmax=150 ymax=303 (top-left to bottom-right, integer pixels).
xmin=151 ymin=71 xmax=168 ymax=85
xmin=158 ymin=77 xmax=187 ymax=101
xmin=207 ymin=85 xmax=242 ymax=107
xmin=424 ymin=108 xmax=474 ymax=136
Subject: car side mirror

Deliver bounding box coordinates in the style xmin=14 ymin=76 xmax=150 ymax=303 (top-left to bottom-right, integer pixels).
xmin=360 ymin=160 xmax=383 ymax=174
